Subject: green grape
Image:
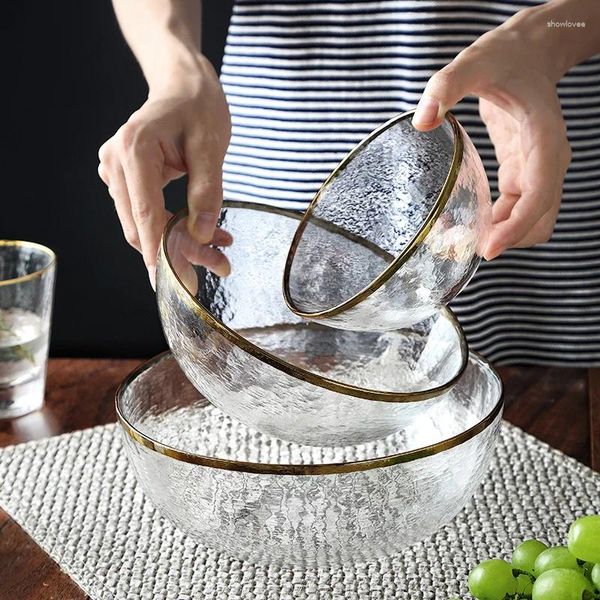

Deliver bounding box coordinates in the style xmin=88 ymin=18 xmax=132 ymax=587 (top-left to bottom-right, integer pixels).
xmin=512 ymin=539 xmax=548 ymax=574
xmin=592 ymin=563 xmax=600 ymax=590
xmin=568 ymin=515 xmax=600 ymax=564
xmin=582 ymin=562 xmax=595 ymax=580
xmin=468 ymin=559 xmax=517 ymax=600
xmin=515 ymin=573 xmax=534 ymax=595
xmin=533 ymin=546 xmax=580 ymax=576
xmin=532 ymin=568 xmax=593 ymax=600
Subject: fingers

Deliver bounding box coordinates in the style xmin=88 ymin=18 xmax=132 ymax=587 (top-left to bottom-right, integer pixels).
xmin=490 ymin=157 xmax=523 ymax=225
xmin=484 ymin=111 xmax=570 ymax=259
xmin=169 ymin=243 xmax=199 ymax=297
xmin=484 ymin=194 xmax=557 ymax=260
xmin=185 ymin=135 xmax=226 ymax=244
xmin=410 ymin=26 xmax=572 ymax=259
xmin=109 ymin=167 xmax=142 ymax=252
xmin=120 ymin=124 xmax=169 ymax=274
xmin=98 ymin=145 xmax=142 ymax=252
xmin=177 ymin=225 xmax=232 ymax=277
xmin=98 ymin=124 xmax=171 ymax=288
xmin=480 ymin=100 xmax=520 ymax=165
xmin=98 ymin=129 xmax=234 ymax=285
xmin=97 ymin=88 xmax=231 ymax=287
xmin=496 ymin=155 xmax=522 ymax=198
xmin=184 ymin=245 xmax=230 ymax=277
xmin=162 ymin=164 xmax=186 ymax=184
xmin=513 ymin=206 xmax=560 ymax=248
xmin=485 ymin=200 xmax=560 ymax=260
xmin=169 ymin=223 xmax=233 ymax=296
xmin=412 ymin=46 xmax=486 ymax=131
xmin=412 ymin=95 xmax=445 ymax=131
xmin=491 ymin=193 xmax=519 ymax=226
xmin=211 ymin=228 xmax=234 ymax=247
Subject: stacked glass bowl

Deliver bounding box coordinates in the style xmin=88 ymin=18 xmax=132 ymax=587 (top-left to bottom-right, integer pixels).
xmin=117 ymin=110 xmax=502 ymax=568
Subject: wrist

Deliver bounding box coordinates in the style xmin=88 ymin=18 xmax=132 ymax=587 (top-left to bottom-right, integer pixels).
xmin=506 ymin=0 xmax=600 ymax=83
xmin=144 ymin=45 xmax=218 ymax=99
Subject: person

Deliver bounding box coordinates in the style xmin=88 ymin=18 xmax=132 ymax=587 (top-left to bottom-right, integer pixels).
xmin=98 ymin=0 xmax=600 ymax=365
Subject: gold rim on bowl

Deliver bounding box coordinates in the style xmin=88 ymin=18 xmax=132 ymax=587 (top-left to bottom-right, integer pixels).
xmin=160 ymin=201 xmax=469 ymax=403
xmin=116 ymin=351 xmax=504 ymax=476
xmin=282 ymin=109 xmax=464 ymax=319
xmin=0 ymin=240 xmax=57 ymax=287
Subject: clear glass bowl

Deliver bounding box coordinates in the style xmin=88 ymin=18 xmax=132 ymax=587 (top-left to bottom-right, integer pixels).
xmin=116 ymin=352 xmax=503 ymax=568
xmin=156 ymin=202 xmax=468 ymax=446
xmin=283 ymin=110 xmax=492 ymax=331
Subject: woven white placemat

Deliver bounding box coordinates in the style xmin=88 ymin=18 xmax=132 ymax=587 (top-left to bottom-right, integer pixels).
xmin=0 ymin=422 xmax=598 ymax=600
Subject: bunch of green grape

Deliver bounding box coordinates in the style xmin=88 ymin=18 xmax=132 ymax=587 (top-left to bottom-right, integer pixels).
xmin=465 ymin=514 xmax=600 ymax=599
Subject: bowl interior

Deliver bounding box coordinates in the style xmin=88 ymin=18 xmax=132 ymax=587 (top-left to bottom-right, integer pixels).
xmin=118 ymin=352 xmax=502 ymax=467
xmin=163 ymin=203 xmax=466 ymax=397
xmin=284 ymin=113 xmax=457 ymax=314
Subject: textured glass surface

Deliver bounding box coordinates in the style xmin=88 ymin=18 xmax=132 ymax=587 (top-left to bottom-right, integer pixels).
xmin=286 ymin=117 xmax=492 ymax=330
xmin=157 ymin=205 xmax=466 ymax=446
xmin=0 ymin=243 xmax=55 ymax=419
xmin=119 ymin=352 xmax=502 ymax=567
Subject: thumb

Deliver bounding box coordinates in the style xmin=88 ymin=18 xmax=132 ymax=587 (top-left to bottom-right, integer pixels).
xmin=412 ymin=53 xmax=481 ymax=131
xmin=185 ymin=138 xmax=225 ymax=244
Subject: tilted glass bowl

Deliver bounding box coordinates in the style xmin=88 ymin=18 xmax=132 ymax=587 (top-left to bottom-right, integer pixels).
xmin=117 ymin=352 xmax=503 ymax=567
xmin=156 ymin=202 xmax=468 ymax=447
xmin=283 ymin=110 xmax=492 ymax=331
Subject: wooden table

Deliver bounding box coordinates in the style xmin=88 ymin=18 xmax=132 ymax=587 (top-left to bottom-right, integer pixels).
xmin=0 ymin=359 xmax=598 ymax=600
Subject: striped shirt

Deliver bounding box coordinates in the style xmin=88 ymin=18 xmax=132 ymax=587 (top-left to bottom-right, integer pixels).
xmin=219 ymin=0 xmax=600 ymax=366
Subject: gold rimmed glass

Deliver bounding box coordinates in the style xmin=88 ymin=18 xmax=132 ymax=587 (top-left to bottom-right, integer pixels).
xmin=116 ymin=351 xmax=503 ymax=567
xmin=156 ymin=202 xmax=469 ymax=447
xmin=0 ymin=241 xmax=56 ymax=419
xmin=283 ymin=110 xmax=492 ymax=331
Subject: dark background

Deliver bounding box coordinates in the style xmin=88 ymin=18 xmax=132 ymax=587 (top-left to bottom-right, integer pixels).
xmin=1 ymin=1 xmax=234 ymax=357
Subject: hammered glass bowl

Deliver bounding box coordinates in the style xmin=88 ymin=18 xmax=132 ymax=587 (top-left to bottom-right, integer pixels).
xmin=156 ymin=202 xmax=468 ymax=447
xmin=117 ymin=352 xmax=503 ymax=567
xmin=283 ymin=109 xmax=492 ymax=331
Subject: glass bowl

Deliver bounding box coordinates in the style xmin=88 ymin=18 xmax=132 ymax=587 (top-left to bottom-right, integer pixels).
xmin=116 ymin=351 xmax=503 ymax=568
xmin=283 ymin=110 xmax=492 ymax=331
xmin=156 ymin=202 xmax=468 ymax=447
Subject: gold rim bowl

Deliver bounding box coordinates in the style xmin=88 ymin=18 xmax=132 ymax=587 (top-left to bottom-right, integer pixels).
xmin=159 ymin=202 xmax=469 ymax=404
xmin=282 ymin=109 xmax=491 ymax=328
xmin=116 ymin=351 xmax=503 ymax=475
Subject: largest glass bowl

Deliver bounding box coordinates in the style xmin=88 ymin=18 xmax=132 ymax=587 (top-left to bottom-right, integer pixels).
xmin=156 ymin=202 xmax=468 ymax=447
xmin=283 ymin=110 xmax=492 ymax=331
xmin=117 ymin=352 xmax=503 ymax=567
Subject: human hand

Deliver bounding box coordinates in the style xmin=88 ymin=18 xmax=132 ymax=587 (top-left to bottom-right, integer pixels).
xmin=412 ymin=10 xmax=572 ymax=260
xmin=98 ymin=55 xmax=232 ymax=286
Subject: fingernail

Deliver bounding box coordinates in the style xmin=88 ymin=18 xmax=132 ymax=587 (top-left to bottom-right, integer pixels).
xmin=148 ymin=265 xmax=157 ymax=291
xmin=213 ymin=261 xmax=232 ymax=278
xmin=214 ymin=229 xmax=234 ymax=247
xmin=412 ymin=96 xmax=442 ymax=127
xmin=483 ymin=246 xmax=502 ymax=261
xmin=189 ymin=212 xmax=217 ymax=243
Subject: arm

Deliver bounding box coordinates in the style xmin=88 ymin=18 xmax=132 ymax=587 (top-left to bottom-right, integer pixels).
xmin=111 ymin=0 xmax=203 ymax=96
xmin=98 ymin=0 xmax=232 ymax=286
xmin=412 ymin=0 xmax=600 ymax=259
xmin=523 ymin=0 xmax=600 ymax=81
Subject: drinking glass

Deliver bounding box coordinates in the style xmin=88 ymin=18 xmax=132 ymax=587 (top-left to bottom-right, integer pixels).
xmin=0 ymin=241 xmax=56 ymax=418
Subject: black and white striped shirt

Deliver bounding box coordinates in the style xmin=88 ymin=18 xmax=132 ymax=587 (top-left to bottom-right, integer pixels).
xmin=220 ymin=0 xmax=600 ymax=365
